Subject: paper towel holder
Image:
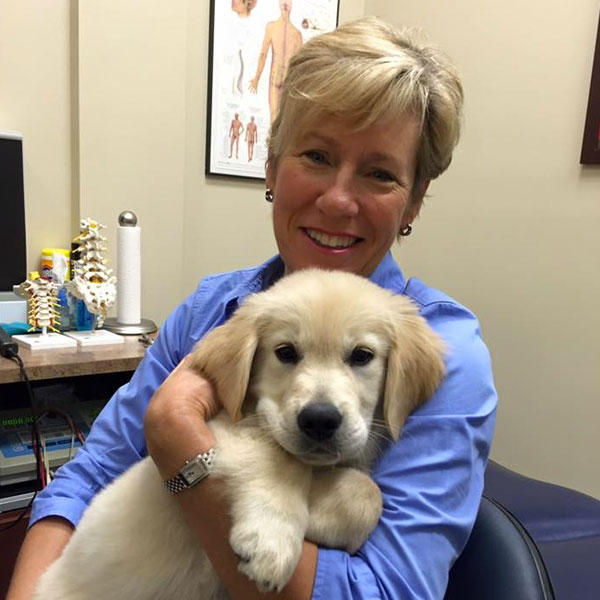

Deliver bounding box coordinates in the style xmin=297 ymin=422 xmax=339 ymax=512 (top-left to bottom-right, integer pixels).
xmin=104 ymin=211 xmax=157 ymax=336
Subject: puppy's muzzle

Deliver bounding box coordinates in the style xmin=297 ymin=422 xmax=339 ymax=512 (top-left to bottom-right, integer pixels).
xmin=297 ymin=403 xmax=343 ymax=441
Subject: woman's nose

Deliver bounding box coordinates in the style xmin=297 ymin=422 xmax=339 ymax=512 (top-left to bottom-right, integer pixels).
xmin=315 ymin=169 xmax=359 ymax=217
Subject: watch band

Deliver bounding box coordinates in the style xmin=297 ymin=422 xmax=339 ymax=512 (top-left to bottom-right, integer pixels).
xmin=164 ymin=447 xmax=216 ymax=495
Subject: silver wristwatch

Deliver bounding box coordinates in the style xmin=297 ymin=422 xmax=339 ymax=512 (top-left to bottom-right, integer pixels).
xmin=163 ymin=447 xmax=216 ymax=495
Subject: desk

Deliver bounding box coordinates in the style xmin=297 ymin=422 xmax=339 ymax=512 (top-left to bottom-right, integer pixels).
xmin=0 ymin=337 xmax=148 ymax=598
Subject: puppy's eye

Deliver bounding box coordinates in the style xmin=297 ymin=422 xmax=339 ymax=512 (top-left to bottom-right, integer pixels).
xmin=348 ymin=347 xmax=374 ymax=366
xmin=274 ymin=344 xmax=299 ymax=364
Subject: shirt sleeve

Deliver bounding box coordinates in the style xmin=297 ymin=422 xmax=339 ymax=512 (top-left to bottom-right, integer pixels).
xmin=28 ymin=288 xmax=200 ymax=528
xmin=312 ymin=301 xmax=498 ymax=600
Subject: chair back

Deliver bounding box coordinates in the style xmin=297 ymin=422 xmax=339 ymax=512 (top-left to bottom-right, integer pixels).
xmin=445 ymin=496 xmax=555 ymax=600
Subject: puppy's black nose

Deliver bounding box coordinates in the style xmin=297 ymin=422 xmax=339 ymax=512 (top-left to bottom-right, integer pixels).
xmin=297 ymin=403 xmax=342 ymax=441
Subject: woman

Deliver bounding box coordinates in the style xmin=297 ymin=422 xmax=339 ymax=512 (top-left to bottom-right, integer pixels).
xmin=9 ymin=17 xmax=496 ymax=600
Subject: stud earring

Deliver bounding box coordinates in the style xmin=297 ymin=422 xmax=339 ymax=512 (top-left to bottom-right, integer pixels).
xmin=399 ymin=224 xmax=413 ymax=236
xmin=265 ymin=188 xmax=274 ymax=203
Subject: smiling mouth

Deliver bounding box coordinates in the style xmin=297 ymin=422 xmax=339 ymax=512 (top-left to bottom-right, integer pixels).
xmin=304 ymin=228 xmax=362 ymax=249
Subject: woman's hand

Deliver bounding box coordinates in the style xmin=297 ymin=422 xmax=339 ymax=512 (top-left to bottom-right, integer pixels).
xmin=144 ymin=356 xmax=220 ymax=479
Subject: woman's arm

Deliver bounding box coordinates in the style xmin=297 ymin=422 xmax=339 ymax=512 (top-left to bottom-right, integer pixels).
xmin=144 ymin=359 xmax=318 ymax=599
xmin=176 ymin=478 xmax=318 ymax=600
xmin=6 ymin=518 xmax=74 ymax=600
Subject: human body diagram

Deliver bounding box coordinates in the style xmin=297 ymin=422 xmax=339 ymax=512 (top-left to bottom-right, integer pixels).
xmin=228 ymin=113 xmax=245 ymax=159
xmin=249 ymin=1 xmax=303 ymax=122
xmin=245 ymin=116 xmax=258 ymax=161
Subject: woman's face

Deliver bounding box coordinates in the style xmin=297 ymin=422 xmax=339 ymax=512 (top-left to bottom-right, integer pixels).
xmin=267 ymin=115 xmax=427 ymax=277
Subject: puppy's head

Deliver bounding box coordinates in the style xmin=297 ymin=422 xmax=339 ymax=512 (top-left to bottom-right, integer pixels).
xmin=189 ymin=269 xmax=445 ymax=466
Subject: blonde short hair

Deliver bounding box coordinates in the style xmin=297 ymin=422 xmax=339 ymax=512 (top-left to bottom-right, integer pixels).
xmin=268 ymin=16 xmax=463 ymax=193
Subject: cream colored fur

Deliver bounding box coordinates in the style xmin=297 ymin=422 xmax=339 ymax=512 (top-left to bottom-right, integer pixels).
xmin=33 ymin=269 xmax=445 ymax=600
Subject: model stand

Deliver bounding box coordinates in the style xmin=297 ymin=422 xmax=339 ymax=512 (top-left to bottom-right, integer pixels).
xmin=12 ymin=272 xmax=77 ymax=350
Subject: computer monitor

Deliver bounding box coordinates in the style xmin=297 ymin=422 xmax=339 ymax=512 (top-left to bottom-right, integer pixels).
xmin=0 ymin=131 xmax=26 ymax=292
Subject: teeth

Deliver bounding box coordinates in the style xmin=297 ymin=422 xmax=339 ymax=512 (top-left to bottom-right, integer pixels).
xmin=306 ymin=229 xmax=357 ymax=249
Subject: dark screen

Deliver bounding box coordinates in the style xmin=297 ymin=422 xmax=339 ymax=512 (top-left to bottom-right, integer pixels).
xmin=0 ymin=135 xmax=26 ymax=291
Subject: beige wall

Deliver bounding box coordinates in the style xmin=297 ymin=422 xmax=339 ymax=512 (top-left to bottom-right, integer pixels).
xmin=1 ymin=0 xmax=598 ymax=498
xmin=371 ymin=0 xmax=600 ymax=499
xmin=78 ymin=0 xmax=189 ymax=324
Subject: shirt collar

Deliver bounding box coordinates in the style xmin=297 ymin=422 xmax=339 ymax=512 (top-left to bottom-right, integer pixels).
xmin=368 ymin=252 xmax=406 ymax=293
xmin=223 ymin=255 xmax=285 ymax=320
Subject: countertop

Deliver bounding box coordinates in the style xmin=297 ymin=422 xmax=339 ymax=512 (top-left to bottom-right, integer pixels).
xmin=0 ymin=335 xmax=149 ymax=384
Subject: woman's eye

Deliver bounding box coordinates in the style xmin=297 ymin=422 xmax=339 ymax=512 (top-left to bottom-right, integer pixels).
xmin=348 ymin=347 xmax=374 ymax=366
xmin=275 ymin=344 xmax=299 ymax=364
xmin=304 ymin=150 xmax=327 ymax=164
xmin=371 ymin=169 xmax=395 ymax=183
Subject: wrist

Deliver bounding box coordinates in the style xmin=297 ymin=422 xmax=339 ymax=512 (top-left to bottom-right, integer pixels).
xmin=145 ymin=404 xmax=216 ymax=480
xmin=164 ymin=447 xmax=216 ymax=495
xmin=144 ymin=362 xmax=220 ymax=479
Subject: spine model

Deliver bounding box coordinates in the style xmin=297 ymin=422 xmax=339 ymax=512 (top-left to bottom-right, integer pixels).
xmin=70 ymin=218 xmax=117 ymax=328
xmin=20 ymin=272 xmax=61 ymax=334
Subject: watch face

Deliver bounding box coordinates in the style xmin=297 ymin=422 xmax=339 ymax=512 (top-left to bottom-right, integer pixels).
xmin=181 ymin=457 xmax=209 ymax=486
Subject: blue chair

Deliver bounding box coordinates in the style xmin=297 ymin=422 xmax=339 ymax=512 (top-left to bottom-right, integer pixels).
xmin=445 ymin=460 xmax=600 ymax=599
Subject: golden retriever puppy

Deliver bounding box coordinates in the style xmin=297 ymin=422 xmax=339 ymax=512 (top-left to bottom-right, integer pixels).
xmin=34 ymin=269 xmax=445 ymax=600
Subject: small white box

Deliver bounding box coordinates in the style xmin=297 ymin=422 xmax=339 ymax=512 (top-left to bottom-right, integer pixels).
xmin=0 ymin=291 xmax=27 ymax=324
xmin=13 ymin=332 xmax=78 ymax=351
xmin=63 ymin=329 xmax=125 ymax=347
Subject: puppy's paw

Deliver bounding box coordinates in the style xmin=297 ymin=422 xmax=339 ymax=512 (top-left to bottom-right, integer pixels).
xmin=307 ymin=468 xmax=383 ymax=553
xmin=229 ymin=518 xmax=303 ymax=592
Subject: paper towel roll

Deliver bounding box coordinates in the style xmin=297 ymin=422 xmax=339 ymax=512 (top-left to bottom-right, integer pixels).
xmin=116 ymin=224 xmax=141 ymax=325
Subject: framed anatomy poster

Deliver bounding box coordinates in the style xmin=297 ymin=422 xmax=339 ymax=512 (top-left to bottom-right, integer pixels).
xmin=205 ymin=0 xmax=340 ymax=180
xmin=581 ymin=12 xmax=600 ymax=164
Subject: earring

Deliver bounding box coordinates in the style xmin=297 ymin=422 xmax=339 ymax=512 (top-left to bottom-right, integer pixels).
xmin=399 ymin=224 xmax=412 ymax=236
xmin=265 ymin=188 xmax=274 ymax=203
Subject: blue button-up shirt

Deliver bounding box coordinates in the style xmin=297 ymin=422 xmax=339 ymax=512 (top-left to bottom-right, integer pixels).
xmin=31 ymin=253 xmax=497 ymax=599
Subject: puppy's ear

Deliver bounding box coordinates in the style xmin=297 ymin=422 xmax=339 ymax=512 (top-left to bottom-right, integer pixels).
xmin=383 ymin=300 xmax=446 ymax=440
xmin=187 ymin=309 xmax=258 ymax=422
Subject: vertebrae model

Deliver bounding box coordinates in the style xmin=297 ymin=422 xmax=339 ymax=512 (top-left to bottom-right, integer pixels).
xmin=70 ymin=218 xmax=116 ymax=328
xmin=20 ymin=272 xmax=61 ymax=334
